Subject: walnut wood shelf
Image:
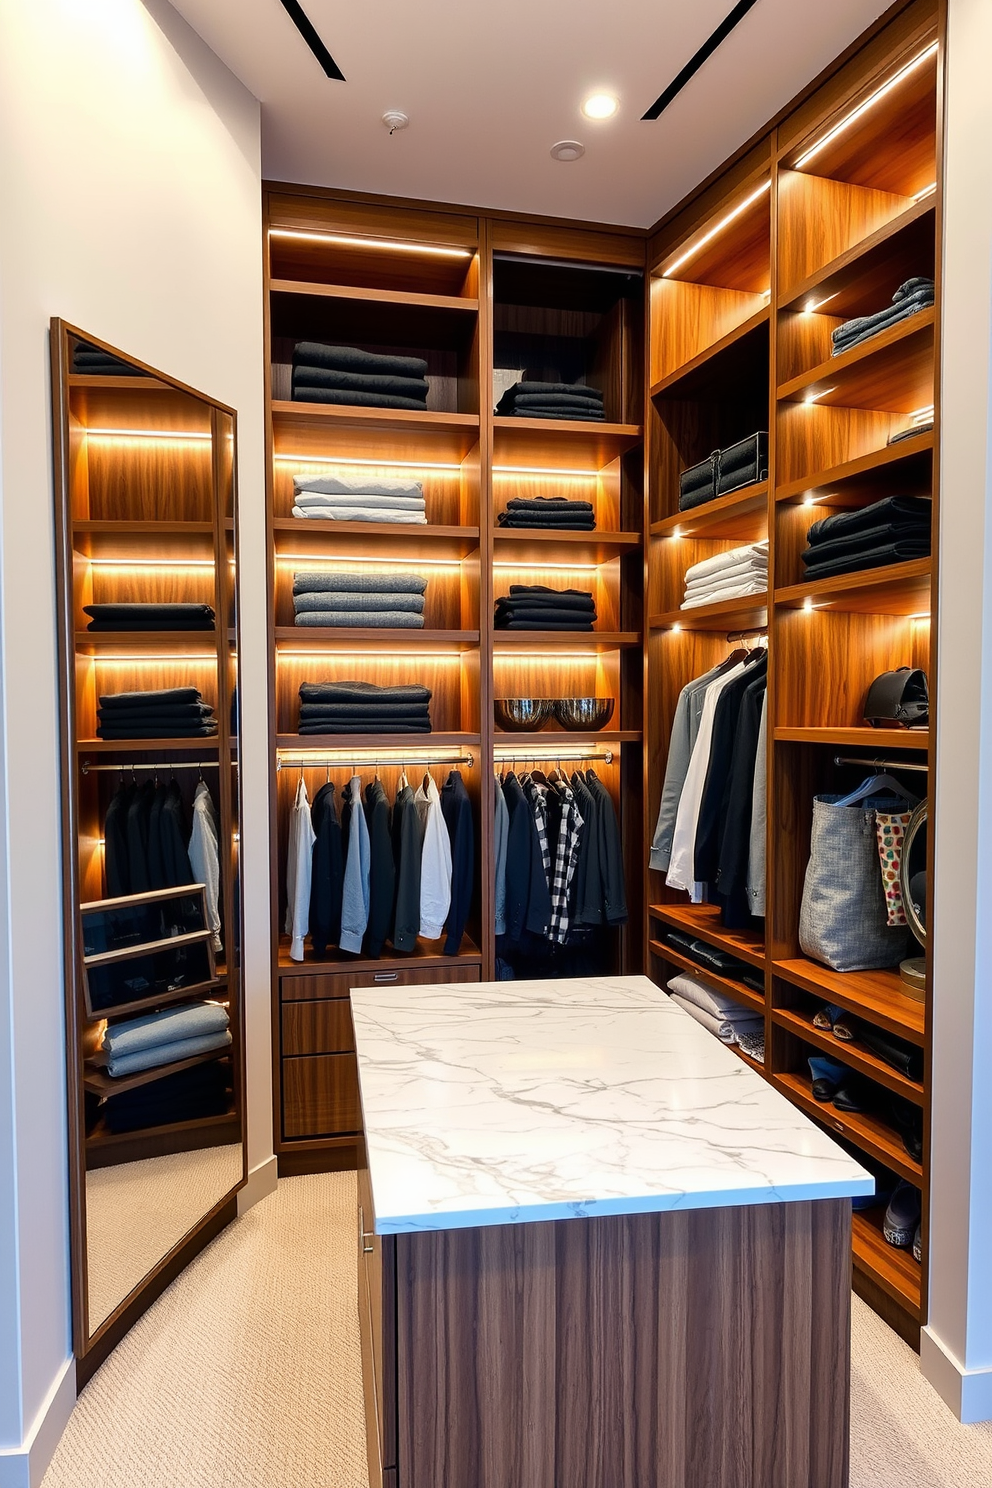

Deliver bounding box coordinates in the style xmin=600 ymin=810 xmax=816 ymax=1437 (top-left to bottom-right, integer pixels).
xmin=649 ymin=939 xmax=765 ymax=1015
xmin=275 ymin=731 xmax=480 ymax=753
xmin=72 ymin=519 xmax=217 ymax=535
xmin=649 ymin=596 xmax=769 ymax=633
xmin=491 ymin=529 xmax=641 ymax=564
xmin=649 ymin=306 xmax=770 ymax=399
xmin=649 ymin=902 xmax=766 ymax=971
xmin=83 ymin=1045 xmax=230 ymax=1097
xmin=777 ymin=198 xmax=937 ymax=313
xmin=852 ymin=1207 xmax=922 ymax=1318
xmin=271 ymin=519 xmax=480 ymax=560
xmin=775 ymin=559 xmax=931 ymax=615
xmin=773 ymin=958 xmax=924 ymax=1044
xmin=68 ymin=374 xmax=170 ymax=391
xmin=771 ymin=1007 xmax=924 ymax=1105
xmin=271 ymin=278 xmax=479 ymax=315
xmin=651 ymin=484 xmax=768 ymax=542
xmin=492 ymin=631 xmax=641 ymax=652
xmin=773 ymin=726 xmax=928 ymax=749
xmin=74 ymin=631 xmax=220 ymax=652
xmin=773 ymin=1071 xmax=923 ymax=1188
xmin=491 ymin=418 xmax=642 ymax=472
xmin=77 ymin=738 xmax=223 ymax=754
xmin=493 ymin=730 xmax=641 ymax=748
xmin=271 ymin=401 xmax=481 ymax=464
xmin=775 ymin=431 xmax=933 ymax=505
xmin=274 ymin=627 xmax=480 ymax=652
xmin=776 ymin=309 xmax=935 ymax=412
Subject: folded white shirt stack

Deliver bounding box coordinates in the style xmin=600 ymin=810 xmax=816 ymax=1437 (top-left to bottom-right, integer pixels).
xmin=292 ymin=473 xmax=428 ymax=525
xmin=681 ymin=541 xmax=768 ymax=609
xmin=666 ymin=973 xmax=764 ymax=1045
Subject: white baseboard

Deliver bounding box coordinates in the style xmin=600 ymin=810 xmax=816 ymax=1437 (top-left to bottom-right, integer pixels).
xmin=237 ymin=1153 xmax=278 ymax=1216
xmin=921 ymin=1325 xmax=992 ymax=1423
xmin=0 ymin=1354 xmax=76 ymax=1488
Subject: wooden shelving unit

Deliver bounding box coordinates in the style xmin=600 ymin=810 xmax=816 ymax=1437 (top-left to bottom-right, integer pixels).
xmin=644 ymin=0 xmax=939 ymax=1348
xmin=264 ymin=190 xmax=645 ymax=1171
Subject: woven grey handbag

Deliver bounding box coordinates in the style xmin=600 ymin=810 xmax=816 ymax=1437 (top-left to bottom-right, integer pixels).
xmin=799 ymin=794 xmax=911 ymax=971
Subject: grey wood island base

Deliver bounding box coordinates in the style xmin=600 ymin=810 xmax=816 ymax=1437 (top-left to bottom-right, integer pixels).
xmin=352 ymin=977 xmax=873 ymax=1488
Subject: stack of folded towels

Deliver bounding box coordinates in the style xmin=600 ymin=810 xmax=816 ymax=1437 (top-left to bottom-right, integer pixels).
xmin=102 ymin=1060 xmax=231 ymax=1134
xmin=497 ymin=495 xmax=596 ymax=531
xmin=494 ymin=584 xmax=597 ymax=631
xmin=72 ymin=340 xmax=141 ymax=377
xmin=666 ymin=973 xmax=764 ymax=1050
xmin=84 ymin=603 xmax=215 ymax=631
xmin=831 ymin=277 xmax=935 ymax=357
xmin=292 ymin=472 xmax=427 ymax=524
xmin=495 ymin=381 xmax=605 ymax=421
xmin=98 ymin=1001 xmax=231 ymax=1079
xmin=292 ymin=571 xmax=427 ymax=629
xmin=297 ymin=680 xmax=432 ymax=735
xmin=801 ymin=496 xmax=931 ymax=582
xmin=682 ymin=541 xmax=768 ymax=609
xmin=97 ymin=687 xmax=218 ymax=740
xmin=291 ymin=343 xmax=430 ymax=409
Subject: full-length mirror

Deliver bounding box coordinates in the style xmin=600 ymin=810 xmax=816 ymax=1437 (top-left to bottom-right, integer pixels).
xmin=51 ymin=323 xmax=246 ymax=1367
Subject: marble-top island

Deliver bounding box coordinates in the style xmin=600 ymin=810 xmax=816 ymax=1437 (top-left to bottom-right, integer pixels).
xmin=351 ymin=975 xmax=872 ymax=1488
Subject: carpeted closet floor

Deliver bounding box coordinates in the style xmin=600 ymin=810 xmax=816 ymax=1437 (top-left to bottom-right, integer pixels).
xmin=41 ymin=1173 xmax=992 ymax=1488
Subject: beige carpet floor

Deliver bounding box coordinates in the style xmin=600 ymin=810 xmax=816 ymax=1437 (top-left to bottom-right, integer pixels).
xmin=42 ymin=1173 xmax=992 ymax=1488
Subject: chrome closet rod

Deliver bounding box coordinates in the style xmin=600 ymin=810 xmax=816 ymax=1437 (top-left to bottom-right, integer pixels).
xmin=833 ymin=754 xmax=928 ymax=773
xmin=80 ymin=759 xmax=222 ymax=774
xmin=494 ymin=749 xmax=614 ymax=764
xmin=276 ymin=754 xmax=475 ymax=771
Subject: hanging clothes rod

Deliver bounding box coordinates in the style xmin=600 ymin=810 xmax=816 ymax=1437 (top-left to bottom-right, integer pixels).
xmin=727 ymin=628 xmax=768 ymax=643
xmin=80 ymin=759 xmax=221 ymax=774
xmin=494 ymin=749 xmax=614 ymax=765
xmin=276 ymin=753 xmax=475 ymax=771
xmin=834 ymin=754 xmax=928 ymax=774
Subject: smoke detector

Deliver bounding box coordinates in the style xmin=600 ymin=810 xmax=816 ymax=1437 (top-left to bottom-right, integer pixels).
xmin=550 ymin=140 xmax=585 ymax=162
xmin=382 ymin=111 xmax=409 ymax=135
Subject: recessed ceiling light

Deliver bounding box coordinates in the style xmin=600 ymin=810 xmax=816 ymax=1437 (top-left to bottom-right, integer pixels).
xmin=551 ymin=140 xmax=585 ymax=162
xmin=582 ymin=92 xmax=619 ymax=120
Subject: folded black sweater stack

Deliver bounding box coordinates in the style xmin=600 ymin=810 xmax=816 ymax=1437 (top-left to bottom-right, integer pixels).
xmin=291 ymin=343 xmax=430 ymax=410
xmin=497 ymin=496 xmax=596 ymax=531
xmin=292 ymin=572 xmax=427 ymax=629
xmin=801 ymin=496 xmax=932 ymax=582
xmin=84 ymin=603 xmax=215 ymax=632
xmin=97 ymin=687 xmax=218 ymax=740
xmin=494 ymin=585 xmax=597 ymax=631
xmin=72 ymin=340 xmax=142 ymax=377
xmin=297 ymin=681 xmax=432 ymax=735
xmin=495 ymin=381 xmax=605 ymax=421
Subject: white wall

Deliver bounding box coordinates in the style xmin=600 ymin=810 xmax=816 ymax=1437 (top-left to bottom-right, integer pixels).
xmin=0 ymin=3 xmax=270 ymax=1482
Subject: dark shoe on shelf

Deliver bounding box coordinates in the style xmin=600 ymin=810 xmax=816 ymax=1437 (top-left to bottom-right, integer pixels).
xmin=883 ymin=1181 xmax=921 ymax=1247
xmin=813 ymin=1003 xmax=845 ymax=1031
xmin=888 ymin=1094 xmax=924 ymax=1162
xmin=832 ymin=1075 xmax=871 ymax=1113
xmin=808 ymin=1054 xmax=848 ymax=1101
xmin=913 ymin=1224 xmax=922 ymax=1263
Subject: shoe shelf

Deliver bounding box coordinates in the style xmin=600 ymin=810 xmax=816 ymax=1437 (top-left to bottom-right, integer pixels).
xmin=772 ymin=1071 xmax=923 ymax=1188
xmin=649 ymin=902 xmax=766 ymax=970
xmin=770 ymin=1007 xmax=923 ymax=1105
xmin=649 ymin=938 xmax=764 ymax=1016
xmin=773 ymin=958 xmax=924 ymax=1044
xmin=852 ymin=1207 xmax=922 ymax=1318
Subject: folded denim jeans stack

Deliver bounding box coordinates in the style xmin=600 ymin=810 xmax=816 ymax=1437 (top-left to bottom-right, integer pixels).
xmin=497 ymin=496 xmax=596 ymax=531
xmin=801 ymin=496 xmax=932 ymax=582
xmin=495 ymin=381 xmax=605 ymax=422
xmin=297 ymin=680 xmax=432 ymax=735
xmin=666 ymin=973 xmax=764 ymax=1046
xmin=494 ymin=584 xmax=596 ymax=631
xmin=831 ymin=277 xmax=935 ymax=357
xmin=682 ymin=541 xmax=768 ymax=609
xmin=84 ymin=603 xmax=216 ymax=631
xmin=292 ymin=571 xmax=427 ymax=629
xmin=99 ymin=1001 xmax=231 ymax=1079
xmin=96 ymin=687 xmax=218 ymax=739
xmin=292 ymin=473 xmax=427 ymax=525
xmin=72 ymin=340 xmax=142 ymax=377
xmin=291 ymin=343 xmax=430 ymax=410
xmin=102 ymin=1059 xmax=231 ymax=1134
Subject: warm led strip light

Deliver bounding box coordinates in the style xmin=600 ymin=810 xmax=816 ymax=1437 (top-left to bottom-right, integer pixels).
xmin=804 ymin=387 xmax=837 ymax=405
xmin=88 ymin=558 xmax=215 ymax=568
xmin=277 ymin=553 xmax=463 ymax=568
xmin=662 ymin=180 xmax=770 ymax=279
xmin=278 ymin=650 xmax=463 ymax=661
xmin=269 ymin=228 xmax=473 ymax=259
xmin=494 ymin=652 xmax=601 ymax=661
xmin=85 ymin=428 xmax=212 ymax=441
xmin=493 ymin=562 xmax=600 ymax=573
xmin=91 ymin=654 xmax=216 ymax=663
xmin=492 ymin=465 xmax=600 ymax=479
xmin=794 ymin=41 xmax=939 ymax=170
xmin=274 ymin=453 xmax=463 ymax=473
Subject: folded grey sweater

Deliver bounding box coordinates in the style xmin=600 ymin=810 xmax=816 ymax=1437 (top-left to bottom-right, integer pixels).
xmin=294 ymin=611 xmax=425 ymax=628
xmin=293 ymin=591 xmax=425 ymax=614
xmin=292 ymin=571 xmax=427 ymax=595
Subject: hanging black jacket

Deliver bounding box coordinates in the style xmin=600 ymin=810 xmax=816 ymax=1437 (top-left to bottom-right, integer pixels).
xmin=159 ymin=781 xmax=195 ymax=888
xmin=501 ymin=773 xmax=541 ymax=942
xmin=362 ymin=779 xmax=395 ymax=959
xmin=390 ymin=784 xmax=423 ymax=953
xmin=309 ymin=783 xmax=344 ymax=957
xmin=126 ymin=780 xmax=156 ymax=894
xmin=440 ymin=770 xmax=474 ymax=956
xmin=693 ymin=651 xmax=767 ymax=885
xmin=587 ymin=772 xmax=627 ymax=926
xmin=716 ymin=672 xmax=767 ymax=897
xmin=569 ymin=772 xmax=601 ymax=929
xmin=104 ymin=783 xmax=134 ymax=897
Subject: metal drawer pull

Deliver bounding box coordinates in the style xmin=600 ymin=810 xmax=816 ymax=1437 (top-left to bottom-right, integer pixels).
xmin=359 ymin=1205 xmax=374 ymax=1255
xmin=373 ymin=971 xmax=398 ymax=982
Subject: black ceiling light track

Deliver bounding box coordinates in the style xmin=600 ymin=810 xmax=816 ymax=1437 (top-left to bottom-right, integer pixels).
xmin=641 ymin=0 xmax=761 ymax=120
xmin=278 ymin=0 xmax=345 ymax=81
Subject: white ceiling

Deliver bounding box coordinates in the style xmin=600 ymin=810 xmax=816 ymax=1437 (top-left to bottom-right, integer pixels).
xmin=168 ymin=0 xmax=890 ymax=229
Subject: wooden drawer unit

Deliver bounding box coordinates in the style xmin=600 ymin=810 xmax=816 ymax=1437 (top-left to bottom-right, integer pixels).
xmin=280 ymin=962 xmax=482 ymax=1001
xmin=282 ymin=1000 xmax=354 ymax=1056
xmin=282 ymin=1053 xmax=361 ymax=1139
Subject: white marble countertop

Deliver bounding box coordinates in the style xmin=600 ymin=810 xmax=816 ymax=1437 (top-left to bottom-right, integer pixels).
xmin=351 ymin=974 xmax=874 ymax=1234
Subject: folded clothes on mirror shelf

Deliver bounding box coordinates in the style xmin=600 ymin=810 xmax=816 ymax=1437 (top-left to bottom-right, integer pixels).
xmin=84 ymin=603 xmax=216 ymax=631
xmin=72 ymin=341 xmax=143 ymax=376
xmin=100 ymin=1058 xmax=231 ymax=1134
xmin=291 ymin=342 xmax=430 ymax=409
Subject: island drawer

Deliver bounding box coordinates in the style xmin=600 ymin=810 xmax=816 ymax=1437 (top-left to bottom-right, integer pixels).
xmin=282 ymin=1000 xmax=354 ymax=1056
xmin=281 ymin=963 xmax=481 ymax=1002
xmin=282 ymin=1052 xmax=361 ymax=1138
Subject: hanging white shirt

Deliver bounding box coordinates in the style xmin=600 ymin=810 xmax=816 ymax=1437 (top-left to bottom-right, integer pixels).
xmin=414 ymin=774 xmax=452 ymax=940
xmin=189 ymin=781 xmax=223 ymax=954
xmin=666 ymin=658 xmax=749 ymax=900
xmin=285 ymin=776 xmax=316 ymax=961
